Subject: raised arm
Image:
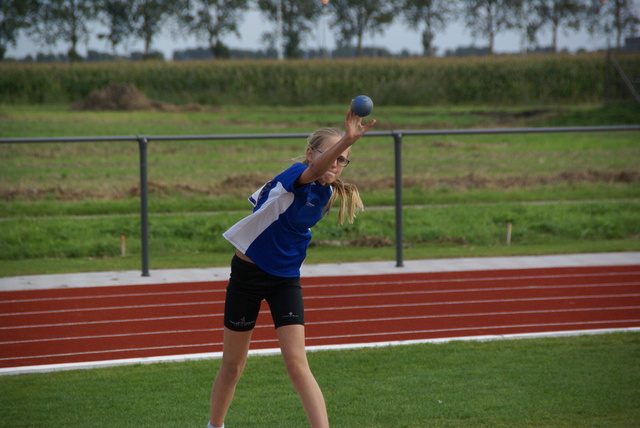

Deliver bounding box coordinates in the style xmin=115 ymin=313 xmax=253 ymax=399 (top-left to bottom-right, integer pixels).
xmin=297 ymin=106 xmax=376 ymax=186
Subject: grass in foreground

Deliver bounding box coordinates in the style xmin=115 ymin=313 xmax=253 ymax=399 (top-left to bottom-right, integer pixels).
xmin=1 ymin=332 xmax=638 ymax=427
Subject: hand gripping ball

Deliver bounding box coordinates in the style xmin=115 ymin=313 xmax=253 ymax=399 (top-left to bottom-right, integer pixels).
xmin=351 ymin=95 xmax=374 ymax=117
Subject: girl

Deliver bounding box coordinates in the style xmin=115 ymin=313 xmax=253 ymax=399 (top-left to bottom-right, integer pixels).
xmin=208 ymin=104 xmax=375 ymax=428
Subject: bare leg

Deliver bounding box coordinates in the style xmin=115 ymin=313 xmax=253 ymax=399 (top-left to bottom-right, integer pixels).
xmin=209 ymin=328 xmax=253 ymax=427
xmin=277 ymin=324 xmax=329 ymax=428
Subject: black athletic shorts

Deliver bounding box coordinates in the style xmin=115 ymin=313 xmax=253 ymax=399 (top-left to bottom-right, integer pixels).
xmin=224 ymin=255 xmax=305 ymax=332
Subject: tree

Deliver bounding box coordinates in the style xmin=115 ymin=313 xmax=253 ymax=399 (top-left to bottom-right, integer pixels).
xmin=0 ymin=0 xmax=41 ymax=60
xmin=586 ymin=0 xmax=639 ymax=49
xmin=327 ymin=0 xmax=399 ymax=57
xmin=177 ymin=0 xmax=250 ymax=59
xmin=34 ymin=0 xmax=97 ymax=61
xmin=529 ymin=0 xmax=585 ymax=52
xmin=509 ymin=0 xmax=538 ymax=53
xmin=460 ymin=0 xmax=520 ymax=54
xmin=97 ymin=0 xmax=131 ymax=54
xmin=256 ymin=0 xmax=323 ymax=59
xmin=400 ymin=0 xmax=457 ymax=56
xmin=129 ymin=0 xmax=180 ymax=58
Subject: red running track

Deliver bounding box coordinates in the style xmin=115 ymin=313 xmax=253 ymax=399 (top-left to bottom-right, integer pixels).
xmin=1 ymin=265 xmax=639 ymax=370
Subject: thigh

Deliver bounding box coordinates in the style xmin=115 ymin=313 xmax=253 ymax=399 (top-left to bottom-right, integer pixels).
xmin=266 ymin=278 xmax=304 ymax=329
xmin=276 ymin=324 xmax=308 ymax=365
xmin=224 ymin=286 xmax=262 ymax=331
xmin=224 ymin=256 xmax=268 ymax=331
xmin=220 ymin=327 xmax=253 ymax=369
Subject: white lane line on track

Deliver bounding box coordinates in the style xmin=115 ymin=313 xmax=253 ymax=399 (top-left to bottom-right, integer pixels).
xmin=3 ymin=306 xmax=638 ymax=345
xmin=305 ymin=293 xmax=640 ymax=312
xmin=1 ymin=328 xmax=221 ymax=345
xmin=0 ymin=313 xmax=218 ymax=330
xmin=0 ymin=288 xmax=225 ymax=304
xmin=303 ymin=271 xmax=640 ymax=289
xmin=3 ymin=281 xmax=638 ymax=317
xmin=3 ymin=271 xmax=638 ymax=304
xmin=305 ymin=306 xmax=640 ymax=326
xmin=4 ymin=327 xmax=639 ymax=375
xmin=3 ymin=320 xmax=639 ymax=363
xmin=0 ymin=300 xmax=225 ymax=317
xmin=305 ymin=281 xmax=640 ymax=300
xmin=2 ymin=292 xmax=638 ymax=330
xmin=305 ymin=319 xmax=640 ymax=342
xmin=0 ymin=342 xmax=221 ymax=362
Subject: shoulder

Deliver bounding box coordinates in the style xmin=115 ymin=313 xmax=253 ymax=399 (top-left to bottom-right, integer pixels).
xmin=275 ymin=163 xmax=308 ymax=191
xmin=281 ymin=163 xmax=307 ymax=176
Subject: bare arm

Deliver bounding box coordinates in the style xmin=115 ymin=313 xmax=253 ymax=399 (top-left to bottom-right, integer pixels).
xmin=297 ymin=107 xmax=376 ymax=186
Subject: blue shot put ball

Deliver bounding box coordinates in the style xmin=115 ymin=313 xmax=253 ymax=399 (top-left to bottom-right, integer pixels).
xmin=351 ymin=95 xmax=374 ymax=117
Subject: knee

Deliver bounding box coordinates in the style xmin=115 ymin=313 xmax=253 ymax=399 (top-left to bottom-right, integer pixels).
xmin=284 ymin=358 xmax=312 ymax=384
xmin=217 ymin=361 xmax=245 ymax=385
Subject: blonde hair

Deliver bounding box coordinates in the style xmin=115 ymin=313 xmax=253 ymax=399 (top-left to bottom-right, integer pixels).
xmin=304 ymin=128 xmax=364 ymax=225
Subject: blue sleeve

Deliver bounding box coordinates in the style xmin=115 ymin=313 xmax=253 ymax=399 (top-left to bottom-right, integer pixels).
xmin=276 ymin=163 xmax=308 ymax=192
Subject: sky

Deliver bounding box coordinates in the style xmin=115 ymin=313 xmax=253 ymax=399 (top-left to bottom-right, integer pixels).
xmin=4 ymin=7 xmax=620 ymax=60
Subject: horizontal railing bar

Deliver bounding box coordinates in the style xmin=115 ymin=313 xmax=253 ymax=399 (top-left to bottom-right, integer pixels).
xmin=0 ymin=135 xmax=140 ymax=144
xmin=147 ymin=133 xmax=312 ymax=141
xmin=1 ymin=126 xmax=637 ymax=144
xmin=395 ymin=125 xmax=640 ymax=137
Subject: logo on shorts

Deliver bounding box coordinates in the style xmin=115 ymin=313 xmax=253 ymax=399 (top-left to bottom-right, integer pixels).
xmin=229 ymin=317 xmax=256 ymax=327
xmin=283 ymin=312 xmax=299 ymax=318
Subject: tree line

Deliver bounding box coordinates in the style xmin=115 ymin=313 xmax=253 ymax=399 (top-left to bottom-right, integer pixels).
xmin=1 ymin=0 xmax=638 ymax=61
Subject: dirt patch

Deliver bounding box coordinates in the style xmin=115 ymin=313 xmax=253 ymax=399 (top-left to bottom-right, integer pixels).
xmin=219 ymin=173 xmax=271 ymax=190
xmin=2 ymin=170 xmax=638 ymax=202
xmin=449 ymin=109 xmax=553 ymax=119
xmin=127 ymin=174 xmax=272 ymax=198
xmin=71 ymin=83 xmax=207 ymax=112
xmin=429 ymin=141 xmax=465 ymax=149
xmin=356 ymin=169 xmax=640 ymax=192
xmin=0 ymin=185 xmax=101 ymax=201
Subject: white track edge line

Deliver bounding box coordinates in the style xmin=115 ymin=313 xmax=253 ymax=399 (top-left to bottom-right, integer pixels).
xmin=1 ymin=327 xmax=638 ymax=376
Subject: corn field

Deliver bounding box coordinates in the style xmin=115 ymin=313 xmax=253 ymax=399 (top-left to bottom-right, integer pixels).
xmin=1 ymin=53 xmax=638 ymax=106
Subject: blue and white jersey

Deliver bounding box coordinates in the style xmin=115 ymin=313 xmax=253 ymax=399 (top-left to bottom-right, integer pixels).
xmin=223 ymin=163 xmax=333 ymax=277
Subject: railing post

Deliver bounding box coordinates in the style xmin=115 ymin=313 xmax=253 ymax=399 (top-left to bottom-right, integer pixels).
xmin=393 ymin=131 xmax=404 ymax=267
xmin=137 ymin=136 xmax=150 ymax=277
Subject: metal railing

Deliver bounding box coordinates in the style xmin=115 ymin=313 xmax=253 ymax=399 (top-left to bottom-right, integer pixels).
xmin=3 ymin=125 xmax=638 ymax=276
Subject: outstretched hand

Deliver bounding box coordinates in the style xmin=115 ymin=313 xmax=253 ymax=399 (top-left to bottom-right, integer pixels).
xmin=344 ymin=104 xmax=376 ymax=144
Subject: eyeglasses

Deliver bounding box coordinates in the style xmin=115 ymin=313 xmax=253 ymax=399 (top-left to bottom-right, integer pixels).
xmin=311 ymin=147 xmax=350 ymax=167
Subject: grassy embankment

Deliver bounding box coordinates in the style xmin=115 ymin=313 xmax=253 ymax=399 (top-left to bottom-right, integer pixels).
xmin=1 ymin=102 xmax=638 ymax=276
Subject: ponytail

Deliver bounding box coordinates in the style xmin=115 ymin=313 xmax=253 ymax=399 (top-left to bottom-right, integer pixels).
xmin=323 ymin=178 xmax=364 ymax=225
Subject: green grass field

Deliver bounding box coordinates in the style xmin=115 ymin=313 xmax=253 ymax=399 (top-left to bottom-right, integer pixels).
xmin=1 ymin=102 xmax=639 ymax=426
xmin=1 ymin=103 xmax=639 ymax=277
xmin=1 ymin=332 xmax=638 ymax=427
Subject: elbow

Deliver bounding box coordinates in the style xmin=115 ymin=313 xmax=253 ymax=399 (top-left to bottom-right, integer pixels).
xmin=306 ymin=161 xmax=325 ymax=182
